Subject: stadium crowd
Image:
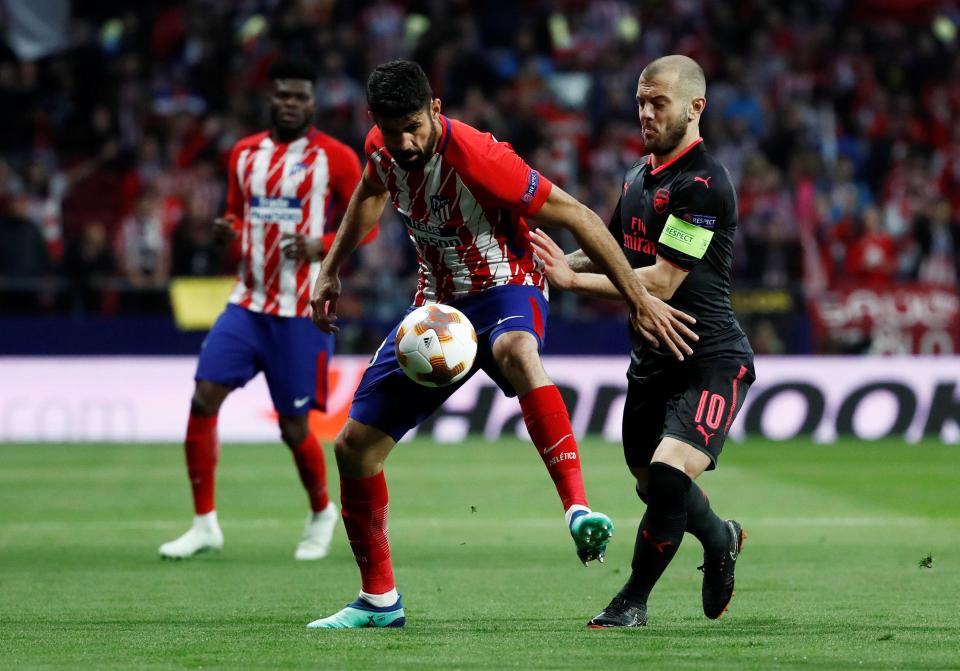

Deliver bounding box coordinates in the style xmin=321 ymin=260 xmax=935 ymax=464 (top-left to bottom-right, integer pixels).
xmin=1 ymin=0 xmax=958 ymax=353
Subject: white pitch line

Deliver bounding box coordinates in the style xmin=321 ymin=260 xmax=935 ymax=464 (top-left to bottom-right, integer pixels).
xmin=1 ymin=515 xmax=956 ymax=533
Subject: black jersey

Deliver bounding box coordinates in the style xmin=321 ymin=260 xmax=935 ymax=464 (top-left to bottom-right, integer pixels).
xmin=609 ymin=138 xmax=748 ymax=360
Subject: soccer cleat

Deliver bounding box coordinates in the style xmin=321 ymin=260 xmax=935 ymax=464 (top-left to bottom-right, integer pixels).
xmin=294 ymin=502 xmax=339 ymax=560
xmin=699 ymin=519 xmax=746 ymax=619
xmin=587 ymin=595 xmax=647 ymax=628
xmin=306 ymin=596 xmax=406 ymax=629
xmin=159 ymin=514 xmax=224 ymax=559
xmin=570 ymin=511 xmax=614 ymax=565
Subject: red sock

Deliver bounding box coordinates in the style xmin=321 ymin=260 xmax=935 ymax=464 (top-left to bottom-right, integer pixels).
xmin=341 ymin=471 xmax=394 ymax=594
xmin=520 ymin=385 xmax=589 ymax=510
xmin=185 ymin=414 xmax=219 ymax=515
xmin=291 ymin=434 xmax=329 ymax=513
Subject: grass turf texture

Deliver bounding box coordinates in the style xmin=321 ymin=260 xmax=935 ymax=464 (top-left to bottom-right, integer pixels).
xmin=1 ymin=438 xmax=957 ymax=670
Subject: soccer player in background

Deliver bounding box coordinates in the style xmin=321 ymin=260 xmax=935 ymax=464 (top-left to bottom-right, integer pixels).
xmin=159 ymin=58 xmax=370 ymax=561
xmin=532 ymin=54 xmax=755 ymax=627
xmin=306 ymin=60 xmax=697 ymax=628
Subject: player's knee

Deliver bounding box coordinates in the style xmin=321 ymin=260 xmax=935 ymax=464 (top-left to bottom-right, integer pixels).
xmin=191 ymin=383 xmax=225 ymax=416
xmin=333 ymin=422 xmax=388 ymax=477
xmin=492 ymin=332 xmax=540 ymax=377
xmin=631 ymin=467 xmax=650 ymax=502
xmin=333 ymin=428 xmax=364 ymax=466
xmin=278 ymin=418 xmax=308 ymax=449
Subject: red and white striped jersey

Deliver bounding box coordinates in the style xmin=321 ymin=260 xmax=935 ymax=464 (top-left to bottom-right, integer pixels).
xmin=225 ymin=128 xmax=361 ymax=317
xmin=364 ymin=116 xmax=553 ymax=305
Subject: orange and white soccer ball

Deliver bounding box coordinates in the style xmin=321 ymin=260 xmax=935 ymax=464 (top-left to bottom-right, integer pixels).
xmin=395 ymin=304 xmax=478 ymax=387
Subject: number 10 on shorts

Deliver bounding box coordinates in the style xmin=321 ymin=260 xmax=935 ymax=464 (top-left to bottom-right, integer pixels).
xmin=694 ymin=390 xmax=726 ymax=430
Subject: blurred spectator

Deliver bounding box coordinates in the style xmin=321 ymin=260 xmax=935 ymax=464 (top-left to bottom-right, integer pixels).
xmin=913 ymin=197 xmax=958 ymax=285
xmin=0 ymin=195 xmax=50 ymax=278
xmin=61 ymin=220 xmax=116 ymax=315
xmin=171 ymin=193 xmax=229 ymax=277
xmin=844 ymin=206 xmax=897 ymax=287
xmin=21 ymin=142 xmax=117 ymax=260
xmin=115 ymin=190 xmax=170 ymax=289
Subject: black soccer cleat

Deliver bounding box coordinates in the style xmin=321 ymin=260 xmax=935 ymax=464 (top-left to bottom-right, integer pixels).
xmin=587 ymin=595 xmax=647 ymax=628
xmin=699 ymin=519 xmax=746 ymax=620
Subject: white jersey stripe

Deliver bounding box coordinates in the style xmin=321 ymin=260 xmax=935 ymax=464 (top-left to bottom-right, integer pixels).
xmin=276 ymin=140 xmax=302 ymax=316
xmin=229 ymin=147 xmax=253 ymax=308
xmin=307 ymin=149 xmax=329 ymax=301
xmin=246 ymin=137 xmax=273 ymax=312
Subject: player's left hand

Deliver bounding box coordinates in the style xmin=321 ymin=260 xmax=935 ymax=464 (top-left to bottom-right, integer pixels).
xmin=631 ymin=292 xmax=698 ymax=360
xmin=530 ymin=229 xmax=576 ymax=290
xmin=281 ymin=233 xmax=323 ymax=261
xmin=310 ymin=270 xmax=341 ymax=333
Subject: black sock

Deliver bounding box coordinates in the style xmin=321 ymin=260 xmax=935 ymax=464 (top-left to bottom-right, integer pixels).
xmin=620 ymin=462 xmax=691 ymax=606
xmin=684 ymin=482 xmax=730 ymax=556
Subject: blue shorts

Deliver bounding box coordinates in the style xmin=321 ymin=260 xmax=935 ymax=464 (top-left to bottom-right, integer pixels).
xmin=349 ymin=285 xmax=548 ymax=441
xmin=195 ymin=303 xmax=334 ymax=416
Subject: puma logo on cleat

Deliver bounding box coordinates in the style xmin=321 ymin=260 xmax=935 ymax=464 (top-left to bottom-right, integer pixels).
xmin=642 ymin=529 xmax=673 ymax=554
xmin=696 ymin=424 xmax=716 ymax=445
xmin=694 ymin=175 xmax=712 ymax=188
xmin=542 ymin=433 xmax=572 ymax=455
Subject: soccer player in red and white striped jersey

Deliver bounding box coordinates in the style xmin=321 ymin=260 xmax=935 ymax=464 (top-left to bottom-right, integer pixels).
xmin=304 ymin=60 xmax=696 ymax=629
xmin=159 ymin=58 xmax=371 ymax=562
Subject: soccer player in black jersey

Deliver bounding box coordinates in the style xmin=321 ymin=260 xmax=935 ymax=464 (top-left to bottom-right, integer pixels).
xmin=532 ymin=54 xmax=755 ymax=628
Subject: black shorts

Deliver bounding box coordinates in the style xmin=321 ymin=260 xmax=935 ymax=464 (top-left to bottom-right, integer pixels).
xmin=622 ymin=339 xmax=755 ymax=470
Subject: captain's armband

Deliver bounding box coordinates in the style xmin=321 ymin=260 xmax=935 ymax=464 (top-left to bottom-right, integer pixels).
xmin=658 ymin=214 xmax=713 ymax=259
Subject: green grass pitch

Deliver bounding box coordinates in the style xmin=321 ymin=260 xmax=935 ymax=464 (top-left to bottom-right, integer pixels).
xmin=1 ymin=437 xmax=958 ymax=670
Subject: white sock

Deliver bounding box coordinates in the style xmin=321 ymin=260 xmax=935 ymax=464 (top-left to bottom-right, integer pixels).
xmin=194 ymin=511 xmax=219 ymax=530
xmin=360 ymin=589 xmax=399 ymax=607
xmin=564 ymin=504 xmax=591 ymax=528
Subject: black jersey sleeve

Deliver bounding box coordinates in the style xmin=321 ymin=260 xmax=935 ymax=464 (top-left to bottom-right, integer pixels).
xmin=656 ymin=174 xmax=728 ymax=271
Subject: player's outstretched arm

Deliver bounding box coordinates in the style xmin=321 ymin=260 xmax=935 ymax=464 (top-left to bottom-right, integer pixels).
xmin=565 ymin=249 xmax=601 ymax=273
xmin=532 ymin=229 xmax=688 ymax=301
xmin=532 ymin=189 xmax=697 ymax=359
xmin=310 ymin=174 xmax=389 ymax=333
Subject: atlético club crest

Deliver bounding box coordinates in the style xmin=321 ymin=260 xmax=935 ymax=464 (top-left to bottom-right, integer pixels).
xmin=430 ymin=194 xmax=452 ymax=220
xmin=653 ymin=188 xmax=670 ymax=214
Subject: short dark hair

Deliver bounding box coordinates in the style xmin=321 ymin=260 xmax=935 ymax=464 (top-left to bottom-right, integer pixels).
xmin=366 ymin=60 xmax=432 ymax=118
xmin=268 ymin=56 xmax=315 ymax=83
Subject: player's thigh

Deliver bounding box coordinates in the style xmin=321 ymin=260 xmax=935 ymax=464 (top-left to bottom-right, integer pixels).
xmin=661 ymin=351 xmax=755 ymax=471
xmin=261 ymin=315 xmax=334 ymax=416
xmin=195 ymin=304 xmax=261 ymax=390
xmin=489 ymin=330 xmax=549 ymax=395
xmin=349 ymin=312 xmax=472 ymax=442
xmin=622 ymin=369 xmax=672 ymax=470
xmin=459 ymin=285 xmax=548 ymax=398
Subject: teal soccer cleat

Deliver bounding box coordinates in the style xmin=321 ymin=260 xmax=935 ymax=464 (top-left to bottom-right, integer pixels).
xmin=306 ymin=596 xmax=406 ymax=629
xmin=570 ymin=511 xmax=614 ymax=565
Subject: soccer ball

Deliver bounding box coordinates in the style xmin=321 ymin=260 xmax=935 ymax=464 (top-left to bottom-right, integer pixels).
xmin=395 ymin=305 xmax=478 ymax=387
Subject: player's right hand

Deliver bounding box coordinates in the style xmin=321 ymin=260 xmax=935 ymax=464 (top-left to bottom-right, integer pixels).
xmin=310 ymin=272 xmax=341 ymax=333
xmin=212 ymin=215 xmax=239 ymax=242
xmin=632 ymin=292 xmax=698 ymax=360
